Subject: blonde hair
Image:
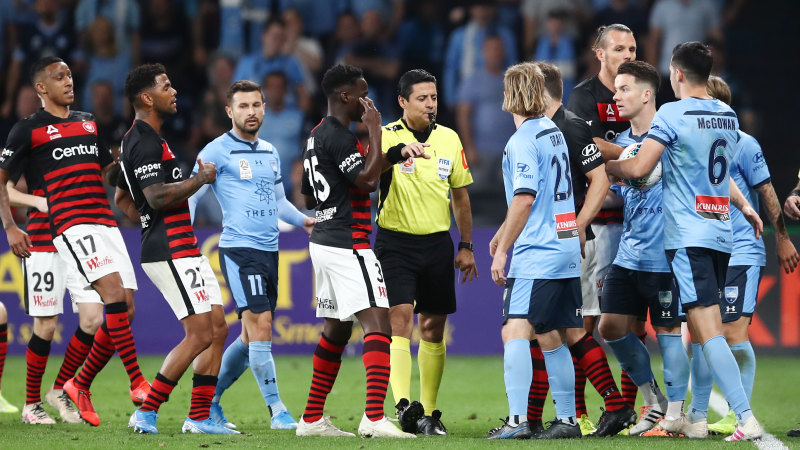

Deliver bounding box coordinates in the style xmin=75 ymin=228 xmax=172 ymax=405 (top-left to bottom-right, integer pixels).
xmin=502 ymin=62 xmax=548 ymax=117
xmin=706 ymin=75 xmax=731 ymax=105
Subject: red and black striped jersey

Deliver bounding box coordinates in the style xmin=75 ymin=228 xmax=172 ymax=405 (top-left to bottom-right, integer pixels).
xmin=0 ymin=109 xmax=116 ymax=236
xmin=301 ymin=117 xmax=372 ymax=250
xmin=118 ymin=120 xmax=200 ymax=263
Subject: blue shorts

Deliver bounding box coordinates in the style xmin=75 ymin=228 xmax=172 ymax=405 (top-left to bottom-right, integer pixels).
xmin=219 ymin=247 xmax=278 ymax=318
xmin=721 ymin=265 xmax=761 ymax=323
xmin=665 ymin=247 xmax=730 ymax=310
xmin=502 ymin=277 xmax=582 ymax=334
xmin=601 ymin=264 xmax=683 ymax=327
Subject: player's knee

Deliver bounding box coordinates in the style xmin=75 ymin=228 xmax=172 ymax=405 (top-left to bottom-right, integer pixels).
xmin=212 ymin=320 xmax=229 ymax=343
xmin=80 ymin=312 xmax=103 ymax=335
xmin=33 ymin=316 xmax=58 ymax=339
xmin=598 ymin=320 xmax=623 ymax=341
xmin=188 ymin=330 xmax=214 ymax=352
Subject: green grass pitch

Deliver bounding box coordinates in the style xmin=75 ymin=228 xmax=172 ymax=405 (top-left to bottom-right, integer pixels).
xmin=0 ymin=354 xmax=798 ymax=449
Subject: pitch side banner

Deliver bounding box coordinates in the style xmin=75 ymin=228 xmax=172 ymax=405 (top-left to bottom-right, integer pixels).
xmin=0 ymin=228 xmax=798 ymax=355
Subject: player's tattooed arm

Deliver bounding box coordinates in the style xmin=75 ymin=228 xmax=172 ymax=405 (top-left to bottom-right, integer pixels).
xmin=142 ymin=158 xmax=217 ymax=210
xmin=730 ymin=178 xmax=763 ymax=239
xmin=756 ymin=182 xmax=799 ymax=273
xmin=0 ymin=169 xmax=31 ymax=257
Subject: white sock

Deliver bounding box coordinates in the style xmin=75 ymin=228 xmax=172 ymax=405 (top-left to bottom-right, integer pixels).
xmin=638 ymin=379 xmax=661 ymax=406
xmin=666 ymin=400 xmax=684 ymax=420
xmin=560 ymin=416 xmax=576 ymax=426
xmin=509 ymin=414 xmax=524 ymax=426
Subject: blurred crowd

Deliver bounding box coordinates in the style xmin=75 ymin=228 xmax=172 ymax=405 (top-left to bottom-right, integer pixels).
xmin=0 ymin=0 xmax=753 ymax=226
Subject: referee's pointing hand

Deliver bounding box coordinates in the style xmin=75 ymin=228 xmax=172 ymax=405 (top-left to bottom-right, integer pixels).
xmin=401 ymin=142 xmax=431 ymax=159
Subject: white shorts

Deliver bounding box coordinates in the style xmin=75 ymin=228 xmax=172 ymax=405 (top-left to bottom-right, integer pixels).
xmin=53 ymin=224 xmax=137 ymax=291
xmin=23 ymin=252 xmax=103 ymax=317
xmin=309 ymin=243 xmax=389 ymax=322
xmin=580 ymin=238 xmax=599 ymax=317
xmin=142 ymin=255 xmax=223 ymax=320
xmin=593 ymin=223 xmax=623 ymax=301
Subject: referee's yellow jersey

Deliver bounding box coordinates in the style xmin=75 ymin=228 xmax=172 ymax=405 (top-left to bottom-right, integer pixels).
xmin=376 ymin=119 xmax=473 ymax=235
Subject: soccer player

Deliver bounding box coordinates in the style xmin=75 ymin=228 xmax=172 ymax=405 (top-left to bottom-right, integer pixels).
xmin=605 ymin=41 xmax=764 ymax=442
xmin=0 ymin=301 xmax=13 ymax=413
xmin=187 ymin=80 xmax=315 ymax=430
xmin=0 ymin=56 xmax=146 ymax=427
xmin=119 ymin=64 xmax=233 ymax=435
xmin=377 ymin=69 xmax=476 ymax=436
xmin=488 ymin=62 xmax=581 ymax=440
xmin=694 ymin=76 xmax=797 ymax=436
xmin=296 ymin=64 xmax=426 ymax=439
xmin=532 ymin=61 xmax=635 ymax=437
xmin=597 ymin=60 xmax=690 ymax=437
xmin=566 ymin=24 xmax=639 ymax=406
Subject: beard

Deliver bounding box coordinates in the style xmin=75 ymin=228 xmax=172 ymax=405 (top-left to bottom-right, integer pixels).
xmin=235 ymin=116 xmax=262 ymax=134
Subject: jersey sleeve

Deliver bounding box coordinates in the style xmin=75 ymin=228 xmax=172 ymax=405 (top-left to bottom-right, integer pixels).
xmin=567 ymin=118 xmax=603 ymax=175
xmin=566 ymin=87 xmax=604 ymax=138
xmin=647 ymin=106 xmax=678 ymax=147
xmin=448 ymin=133 xmax=473 ymax=188
xmin=0 ymin=121 xmax=31 ymax=174
xmin=331 ymin=135 xmax=365 ymax=184
xmin=738 ymin=137 xmax=771 ymax=188
xmin=128 ymin=133 xmax=168 ymax=189
xmin=509 ymin=138 xmax=540 ymax=196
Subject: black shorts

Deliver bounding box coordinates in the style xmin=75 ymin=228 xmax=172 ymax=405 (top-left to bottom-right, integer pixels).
xmin=601 ymin=264 xmax=682 ymax=327
xmin=374 ymin=228 xmax=456 ymax=315
xmin=665 ymin=247 xmax=730 ymax=311
xmin=502 ymin=277 xmax=583 ymax=334
xmin=721 ymin=265 xmax=761 ymax=323
xmin=219 ymin=247 xmax=278 ymax=318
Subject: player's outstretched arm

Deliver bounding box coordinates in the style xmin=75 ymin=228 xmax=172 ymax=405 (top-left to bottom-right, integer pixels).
xmin=142 ymin=158 xmax=217 ymax=210
xmin=5 ymin=180 xmax=47 ymax=212
xmin=452 ymin=186 xmax=477 ymax=283
xmin=730 ymin=178 xmax=763 ymax=239
xmin=276 ymin=182 xmax=316 ymax=234
xmin=594 ymin=138 xmax=625 ymax=162
xmin=606 ymin=138 xmax=665 ymax=179
xmin=491 ymin=193 xmax=534 ymax=286
xmin=756 ymin=182 xmax=799 ymax=273
xmin=783 ymin=180 xmax=800 ymax=220
xmin=0 ymin=169 xmax=31 ymax=257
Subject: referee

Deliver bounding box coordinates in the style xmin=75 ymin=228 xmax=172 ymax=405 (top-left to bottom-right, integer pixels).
xmin=376 ymin=69 xmax=477 ymax=436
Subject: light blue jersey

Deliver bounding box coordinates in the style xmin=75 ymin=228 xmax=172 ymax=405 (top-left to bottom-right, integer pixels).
xmin=729 ymin=131 xmax=769 ymax=266
xmin=612 ymin=129 xmax=670 ymax=273
xmin=502 ymin=116 xmax=581 ymax=279
xmin=189 ymin=131 xmax=307 ymax=251
xmin=647 ymin=98 xmax=739 ymax=253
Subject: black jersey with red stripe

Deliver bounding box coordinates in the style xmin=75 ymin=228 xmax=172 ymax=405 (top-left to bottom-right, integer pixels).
xmin=567 ymin=75 xmax=628 ymax=225
xmin=301 ymin=117 xmax=372 ymax=250
xmin=0 ymin=109 xmax=116 ymax=236
xmin=119 ymin=120 xmax=200 ymax=263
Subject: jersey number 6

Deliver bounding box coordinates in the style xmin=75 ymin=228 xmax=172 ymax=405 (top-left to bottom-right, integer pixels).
xmin=708 ymin=138 xmax=728 ymax=185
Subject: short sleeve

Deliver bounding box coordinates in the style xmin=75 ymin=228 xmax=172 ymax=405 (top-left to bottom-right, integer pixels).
xmin=566 ymin=88 xmax=604 ymax=138
xmin=116 ymin=169 xmax=129 ymax=190
xmin=508 ymin=137 xmax=539 ymax=196
xmin=300 ymin=138 xmax=313 ymax=195
xmin=647 ymin=107 xmax=678 ymax=147
xmin=128 ymin=133 xmax=167 ymax=189
xmin=738 ymin=137 xmax=770 ymax=188
xmin=331 ymin=135 xmax=365 ymax=184
xmin=0 ymin=122 xmax=31 ymax=174
xmin=448 ymin=134 xmax=473 ymax=188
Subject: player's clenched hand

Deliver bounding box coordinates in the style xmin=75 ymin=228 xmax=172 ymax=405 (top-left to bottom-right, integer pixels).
xmin=489 ymin=229 xmax=502 ymax=258
xmin=490 ymin=252 xmax=507 ymax=286
xmin=777 ymin=236 xmax=799 ymax=273
xmin=784 ymin=195 xmax=800 ymax=220
xmin=35 ymin=196 xmax=48 ymax=213
xmin=302 ymin=216 xmax=316 ymax=235
xmin=455 ymin=249 xmax=478 ymax=283
xmin=401 ymin=142 xmax=431 ymax=160
xmin=741 ymin=205 xmax=763 ymax=239
xmin=6 ymin=226 xmax=31 ymax=258
xmin=578 ymin=226 xmax=586 ymax=258
xmin=359 ymin=97 xmax=381 ymax=130
xmin=196 ymin=158 xmax=217 ymax=184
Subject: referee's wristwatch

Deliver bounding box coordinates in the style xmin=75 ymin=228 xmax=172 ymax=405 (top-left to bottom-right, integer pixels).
xmin=458 ymin=241 xmax=474 ymax=252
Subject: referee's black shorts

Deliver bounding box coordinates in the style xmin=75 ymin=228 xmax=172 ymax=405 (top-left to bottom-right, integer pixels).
xmin=374 ymin=227 xmax=457 ymax=315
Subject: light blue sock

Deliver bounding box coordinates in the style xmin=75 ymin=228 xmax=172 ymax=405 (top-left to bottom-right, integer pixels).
xmin=249 ymin=340 xmax=286 ymax=414
xmin=730 ymin=341 xmax=755 ymax=402
xmin=214 ymin=336 xmax=250 ymax=403
xmin=657 ymin=334 xmax=689 ymax=402
xmin=605 ymin=331 xmax=654 ymax=386
xmin=702 ymin=336 xmax=752 ymax=422
xmin=503 ymin=339 xmax=532 ymax=421
xmin=543 ymin=344 xmax=576 ymax=421
xmin=688 ymin=343 xmax=712 ymax=422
